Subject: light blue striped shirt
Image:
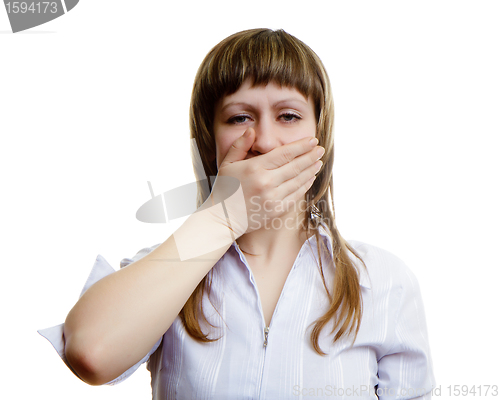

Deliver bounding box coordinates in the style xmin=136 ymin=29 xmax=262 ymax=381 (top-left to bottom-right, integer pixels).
xmin=39 ymin=225 xmax=435 ymax=399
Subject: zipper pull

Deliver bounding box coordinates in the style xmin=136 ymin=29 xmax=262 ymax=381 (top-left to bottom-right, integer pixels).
xmin=263 ymin=326 xmax=270 ymax=348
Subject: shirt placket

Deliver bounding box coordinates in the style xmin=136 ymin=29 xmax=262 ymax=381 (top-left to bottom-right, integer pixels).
xmin=232 ymin=242 xmax=307 ymax=399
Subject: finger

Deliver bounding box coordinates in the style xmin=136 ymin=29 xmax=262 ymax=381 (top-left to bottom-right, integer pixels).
xmin=280 ymin=173 xmax=317 ymax=213
xmin=272 ymin=145 xmax=324 ymax=187
xmin=259 ymin=136 xmax=319 ymax=170
xmin=220 ymin=128 xmax=256 ymax=167
xmin=276 ymin=159 xmax=322 ymax=201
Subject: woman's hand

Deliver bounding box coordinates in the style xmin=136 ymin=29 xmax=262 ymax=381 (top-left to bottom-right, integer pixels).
xmin=205 ymin=127 xmax=324 ymax=238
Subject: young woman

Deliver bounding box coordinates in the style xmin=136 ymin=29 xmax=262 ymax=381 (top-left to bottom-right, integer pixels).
xmin=39 ymin=28 xmax=435 ymax=399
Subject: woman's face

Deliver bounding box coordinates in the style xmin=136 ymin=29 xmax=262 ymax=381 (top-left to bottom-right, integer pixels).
xmin=213 ymin=79 xmax=317 ymax=169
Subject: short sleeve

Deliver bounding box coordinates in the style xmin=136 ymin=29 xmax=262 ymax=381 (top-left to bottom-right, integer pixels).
xmin=38 ymin=244 xmax=162 ymax=385
xmin=119 ymin=243 xmax=161 ymax=269
xmin=377 ymin=265 xmax=436 ymax=399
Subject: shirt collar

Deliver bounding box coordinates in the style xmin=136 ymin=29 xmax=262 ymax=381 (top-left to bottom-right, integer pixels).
xmin=230 ymin=222 xmax=371 ymax=290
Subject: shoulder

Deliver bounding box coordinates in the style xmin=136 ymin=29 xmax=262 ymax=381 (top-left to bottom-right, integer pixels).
xmin=346 ymin=239 xmax=421 ymax=294
xmin=347 ymin=239 xmax=406 ymax=268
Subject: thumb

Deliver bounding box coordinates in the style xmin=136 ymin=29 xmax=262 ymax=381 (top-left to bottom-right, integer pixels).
xmin=220 ymin=128 xmax=255 ymax=166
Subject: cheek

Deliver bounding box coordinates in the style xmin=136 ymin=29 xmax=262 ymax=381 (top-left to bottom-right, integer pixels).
xmin=287 ymin=121 xmax=317 ymax=143
xmin=304 ymin=118 xmax=318 ymax=136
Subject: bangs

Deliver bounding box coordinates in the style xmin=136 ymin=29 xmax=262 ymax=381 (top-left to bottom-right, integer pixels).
xmin=202 ymin=29 xmax=324 ymax=110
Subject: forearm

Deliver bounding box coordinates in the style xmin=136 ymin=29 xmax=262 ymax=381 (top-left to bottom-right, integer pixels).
xmin=63 ymin=212 xmax=233 ymax=385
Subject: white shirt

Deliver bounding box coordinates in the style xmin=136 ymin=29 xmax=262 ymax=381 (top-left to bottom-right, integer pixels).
xmin=39 ymin=224 xmax=435 ymax=399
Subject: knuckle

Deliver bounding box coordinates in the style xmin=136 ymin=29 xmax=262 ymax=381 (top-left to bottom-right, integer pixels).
xmin=281 ymin=146 xmax=294 ymax=163
xmin=253 ymin=178 xmax=266 ymax=192
xmin=254 ymin=185 xmax=264 ymax=195
xmin=290 ymin=161 xmax=301 ymax=177
xmin=246 ymin=163 xmax=259 ymax=175
xmin=296 ymin=177 xmax=304 ymax=191
xmin=260 ymin=176 xmax=272 ymax=189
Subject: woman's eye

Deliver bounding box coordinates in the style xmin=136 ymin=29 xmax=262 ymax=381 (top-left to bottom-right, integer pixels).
xmin=228 ymin=115 xmax=251 ymax=124
xmin=279 ymin=113 xmax=301 ymax=123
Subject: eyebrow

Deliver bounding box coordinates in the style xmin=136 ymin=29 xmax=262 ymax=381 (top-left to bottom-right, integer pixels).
xmin=220 ymin=98 xmax=309 ymax=113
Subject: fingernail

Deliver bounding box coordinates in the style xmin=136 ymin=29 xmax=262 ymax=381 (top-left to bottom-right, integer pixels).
xmin=309 ymin=137 xmax=319 ymax=146
xmin=316 ymin=147 xmax=325 ymax=158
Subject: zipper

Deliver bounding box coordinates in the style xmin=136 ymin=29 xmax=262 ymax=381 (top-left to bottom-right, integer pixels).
xmin=232 ymin=241 xmax=304 ymax=399
xmin=257 ymin=260 xmax=298 ymax=398
xmin=263 ymin=326 xmax=270 ymax=347
xmin=257 ymin=325 xmax=269 ymax=399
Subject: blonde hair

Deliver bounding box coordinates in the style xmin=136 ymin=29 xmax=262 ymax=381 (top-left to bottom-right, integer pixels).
xmin=182 ymin=28 xmax=366 ymax=355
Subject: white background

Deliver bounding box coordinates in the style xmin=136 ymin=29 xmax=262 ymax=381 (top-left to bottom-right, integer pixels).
xmin=1 ymin=0 xmax=499 ymax=398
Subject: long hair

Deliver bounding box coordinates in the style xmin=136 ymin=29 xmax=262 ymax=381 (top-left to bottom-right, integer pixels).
xmin=181 ymin=28 xmax=366 ymax=355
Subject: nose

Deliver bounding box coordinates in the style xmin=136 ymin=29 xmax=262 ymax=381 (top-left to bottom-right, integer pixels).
xmin=248 ymin=117 xmax=279 ymax=156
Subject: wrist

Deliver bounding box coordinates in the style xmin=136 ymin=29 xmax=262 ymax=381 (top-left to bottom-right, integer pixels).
xmin=174 ymin=204 xmax=236 ymax=261
xmin=199 ymin=176 xmax=248 ymax=239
